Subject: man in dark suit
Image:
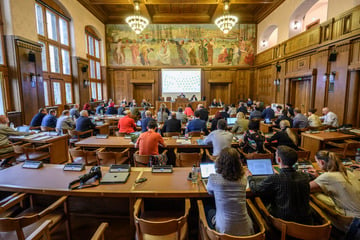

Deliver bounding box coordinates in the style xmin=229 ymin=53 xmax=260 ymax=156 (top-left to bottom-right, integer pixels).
xmin=96 ymin=103 xmax=105 ymax=115
xmin=41 ymin=109 xmax=57 ymax=130
xmin=237 ymin=102 xmax=248 ymax=115
xmin=186 ymin=110 xmax=208 ymax=135
xmin=197 ymin=104 xmax=209 ymax=122
xmin=118 ymin=103 xmax=126 ymax=115
xmin=141 ymin=110 xmax=155 ymax=132
xmin=162 ymin=112 xmax=181 ymax=135
xmin=75 ymin=110 xmax=96 ymax=137
xmin=262 ymin=105 xmax=275 ymax=120
xmin=30 ymin=108 xmax=47 ymax=128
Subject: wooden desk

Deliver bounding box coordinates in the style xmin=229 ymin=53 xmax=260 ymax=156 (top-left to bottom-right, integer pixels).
xmin=209 ymin=107 xmax=223 ymax=115
xmin=260 ymin=122 xmax=273 ymax=133
xmin=95 ymin=123 xmax=110 ymax=135
xmin=11 ymin=133 xmax=69 ymax=163
xmin=301 ymin=131 xmax=356 ymax=159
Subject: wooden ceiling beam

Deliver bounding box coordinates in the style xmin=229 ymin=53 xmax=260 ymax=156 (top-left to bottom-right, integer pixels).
xmin=77 ymin=0 xmax=108 ymax=23
xmin=143 ymin=0 xmax=273 ymax=4
xmin=152 ymin=13 xmax=211 ymax=23
xmin=90 ymin=0 xmax=132 ymax=4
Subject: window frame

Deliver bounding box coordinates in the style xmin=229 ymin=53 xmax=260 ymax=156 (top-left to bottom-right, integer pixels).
xmin=86 ymin=28 xmax=102 ymax=101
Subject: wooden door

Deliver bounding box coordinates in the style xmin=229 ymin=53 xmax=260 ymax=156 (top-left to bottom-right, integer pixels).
xmin=133 ymin=84 xmax=153 ymax=105
xmin=290 ymin=78 xmax=311 ymax=114
xmin=210 ymin=83 xmax=229 ymax=104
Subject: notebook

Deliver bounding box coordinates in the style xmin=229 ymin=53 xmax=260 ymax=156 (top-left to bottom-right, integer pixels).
xmin=100 ymin=172 xmax=130 ymax=184
xmin=226 ymin=117 xmax=236 ymax=126
xmin=200 ymin=163 xmax=216 ymax=189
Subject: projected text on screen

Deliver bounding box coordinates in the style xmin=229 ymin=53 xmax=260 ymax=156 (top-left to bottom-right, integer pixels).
xmin=162 ymin=69 xmax=201 ymax=93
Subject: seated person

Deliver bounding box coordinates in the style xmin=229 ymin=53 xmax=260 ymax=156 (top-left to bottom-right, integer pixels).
xmin=268 ymin=120 xmax=298 ymax=149
xmin=197 ymin=104 xmax=209 ymax=122
xmin=293 ymin=108 xmax=309 ymax=129
xmin=249 ymin=107 xmax=262 ymax=120
xmin=237 ymin=102 xmax=248 ymax=115
xmin=211 ymin=98 xmax=221 ymax=107
xmin=30 ymin=108 xmax=47 ymax=128
xmin=129 ymin=99 xmax=137 ymax=107
xmin=179 ymin=93 xmax=186 ymax=98
xmin=96 ymin=103 xmax=105 ymax=115
xmin=262 ymin=104 xmax=275 ymax=120
xmin=83 ymin=103 xmax=95 ymax=115
xmin=176 ymin=107 xmax=187 ymax=123
xmin=321 ymin=107 xmax=339 ymax=127
xmin=117 ymin=103 xmax=126 ymax=115
xmin=70 ymin=104 xmax=80 ymax=119
xmin=184 ymin=104 xmax=194 ymax=117
xmin=141 ymin=99 xmax=150 ymax=107
xmin=220 ymin=105 xmax=230 ymax=119
xmin=75 ymin=110 xmax=96 ymax=137
xmin=0 ymin=115 xmax=31 ymax=167
xmin=105 ymin=102 xmax=117 ymax=115
xmin=141 ymin=106 xmax=149 ymax=120
xmin=307 ymin=108 xmax=322 ymax=128
xmin=41 ymin=109 xmax=57 ymax=130
xmin=227 ymin=104 xmax=237 ymax=116
xmin=157 ymin=106 xmax=169 ymax=123
xmin=141 ymin=111 xmax=155 ymax=132
xmin=274 ymin=110 xmax=293 ymax=128
xmin=275 ymin=105 xmax=283 ymax=115
xmin=203 ymin=119 xmax=233 ymax=156
xmin=162 ymin=112 xmax=181 ymax=134
xmin=135 ymin=120 xmax=166 ymax=155
xmin=210 ymin=112 xmax=223 ymax=132
xmin=206 ymin=147 xmax=254 ymax=236
xmin=247 ymin=146 xmax=312 ymax=224
xmin=247 ymin=98 xmax=253 ymax=107
xmin=56 ymin=110 xmax=74 ymax=133
xmin=190 ymin=94 xmax=197 ymax=101
xmin=231 ymin=112 xmax=249 ymax=134
xmin=120 ymin=98 xmax=127 ymax=106
xmin=118 ymin=110 xmax=136 ymax=134
xmin=310 ymin=151 xmax=360 ymax=220
xmin=186 ymin=110 xmax=208 ymax=135
xmin=239 ymin=120 xmax=266 ymax=154
xmin=285 ymin=103 xmax=295 ymax=117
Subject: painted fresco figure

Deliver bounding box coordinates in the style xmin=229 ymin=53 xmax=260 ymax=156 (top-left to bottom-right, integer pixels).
xmin=140 ymin=40 xmax=150 ymax=66
xmin=115 ymin=40 xmax=126 ymax=65
xmin=188 ymin=39 xmax=197 ymax=65
xmin=207 ymin=39 xmax=215 ymax=66
xmin=217 ymin=45 xmax=228 ymax=63
xmin=176 ymin=40 xmax=188 ymax=65
xmin=232 ymin=43 xmax=240 ymax=65
xmin=130 ymin=40 xmax=139 ymax=65
xmin=158 ymin=39 xmax=171 ymax=65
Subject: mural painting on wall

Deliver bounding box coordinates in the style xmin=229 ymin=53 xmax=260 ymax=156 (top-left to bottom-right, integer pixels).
xmin=106 ymin=24 xmax=256 ymax=67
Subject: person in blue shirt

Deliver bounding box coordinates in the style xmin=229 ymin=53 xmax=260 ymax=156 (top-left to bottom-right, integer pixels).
xmin=30 ymin=108 xmax=47 ymax=128
xmin=96 ymin=103 xmax=105 ymax=115
xmin=105 ymin=102 xmax=117 ymax=115
xmin=75 ymin=110 xmax=96 ymax=138
xmin=186 ymin=110 xmax=208 ymax=135
xmin=141 ymin=111 xmax=155 ymax=132
xmin=261 ymin=105 xmax=275 ymax=120
xmin=41 ymin=109 xmax=57 ymax=130
xmin=249 ymin=107 xmax=262 ymax=120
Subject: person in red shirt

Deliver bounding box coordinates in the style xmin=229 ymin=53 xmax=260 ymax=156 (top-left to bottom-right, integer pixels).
xmin=135 ymin=120 xmax=166 ymax=155
xmin=118 ymin=110 xmax=136 ymax=133
xmin=184 ymin=103 xmax=194 ymax=117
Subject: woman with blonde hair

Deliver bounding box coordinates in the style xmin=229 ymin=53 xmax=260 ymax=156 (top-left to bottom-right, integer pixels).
xmin=309 ymin=151 xmax=360 ymax=233
xmin=268 ymin=120 xmax=298 ymax=149
xmin=231 ymin=112 xmax=249 ymax=134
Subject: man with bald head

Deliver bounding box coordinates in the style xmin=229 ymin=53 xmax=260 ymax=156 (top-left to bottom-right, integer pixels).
xmin=70 ymin=104 xmax=80 ymax=120
xmin=75 ymin=110 xmax=96 ymax=138
xmin=162 ymin=112 xmax=181 ymax=135
xmin=0 ymin=115 xmax=31 ymax=167
xmin=321 ymin=107 xmax=338 ymax=127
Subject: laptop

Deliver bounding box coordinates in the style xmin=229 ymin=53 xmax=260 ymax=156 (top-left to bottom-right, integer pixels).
xmin=136 ymin=120 xmax=142 ymax=127
xmin=226 ymin=117 xmax=236 ymax=126
xmin=246 ymin=159 xmax=274 ymax=186
xmin=200 ymin=163 xmax=216 ymax=189
xmin=264 ymin=118 xmax=272 ymax=124
xmin=100 ymin=172 xmax=130 ymax=184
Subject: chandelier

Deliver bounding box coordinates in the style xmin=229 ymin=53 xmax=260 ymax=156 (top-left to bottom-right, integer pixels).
xmin=215 ymin=0 xmax=238 ymax=34
xmin=126 ymin=1 xmax=149 ymax=34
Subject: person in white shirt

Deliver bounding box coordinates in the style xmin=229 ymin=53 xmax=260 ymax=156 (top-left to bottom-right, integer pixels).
xmin=321 ymin=107 xmax=338 ymax=127
xmin=203 ymin=119 xmax=233 ymax=156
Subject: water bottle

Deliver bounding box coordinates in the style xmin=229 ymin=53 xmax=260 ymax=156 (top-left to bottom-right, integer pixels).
xmin=9 ymin=122 xmax=15 ymax=130
xmin=355 ymin=148 xmax=360 ymax=163
xmin=191 ymin=164 xmax=198 ymax=183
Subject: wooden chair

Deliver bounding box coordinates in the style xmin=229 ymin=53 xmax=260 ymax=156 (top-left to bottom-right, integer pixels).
xmin=134 ymin=198 xmax=190 ymax=240
xmin=163 ymin=132 xmax=181 ymax=137
xmin=105 ymin=119 xmax=118 ymax=136
xmin=40 ymin=126 xmax=55 ymax=132
xmin=327 ymin=141 xmax=360 ymax=159
xmin=174 ymin=148 xmax=203 ymax=167
xmin=255 ymin=197 xmax=331 ymax=240
xmin=96 ymin=147 xmax=130 ymax=165
xmin=205 ymin=149 xmax=217 ymax=162
xmin=133 ymin=150 xmax=168 ymax=166
xmin=0 ymin=194 xmax=71 ymax=240
xmin=115 ymin=132 xmax=127 ymax=137
xmin=197 ymin=199 xmax=266 ymax=240
xmin=67 ymin=129 xmax=94 ymax=146
xmin=13 ymin=143 xmax=52 ymax=163
xmin=267 ymin=145 xmax=310 ymax=162
xmin=238 ymin=148 xmax=273 ymax=162
xmin=188 ymin=131 xmax=201 ymax=137
xmin=90 ymin=222 xmax=109 ymax=240
xmin=310 ymin=194 xmax=353 ymax=233
xmin=68 ymin=147 xmax=98 ymax=165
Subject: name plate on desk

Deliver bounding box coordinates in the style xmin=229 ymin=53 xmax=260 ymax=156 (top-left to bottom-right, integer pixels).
xmin=22 ymin=161 xmax=43 ymax=169
xmin=63 ymin=163 xmax=85 ymax=171
xmin=152 ymin=165 xmax=173 ymax=173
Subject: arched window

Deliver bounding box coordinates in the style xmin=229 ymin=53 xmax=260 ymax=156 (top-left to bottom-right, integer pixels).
xmin=86 ymin=26 xmax=102 ymax=101
xmin=35 ymin=0 xmax=72 ymax=106
xmin=259 ymin=25 xmax=278 ymax=52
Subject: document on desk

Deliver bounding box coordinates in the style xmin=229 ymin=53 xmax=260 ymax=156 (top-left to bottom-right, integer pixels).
xmin=33 ymin=136 xmax=53 ymax=141
xmin=176 ymin=139 xmax=192 ymax=145
xmin=350 ymin=129 xmax=360 ymax=134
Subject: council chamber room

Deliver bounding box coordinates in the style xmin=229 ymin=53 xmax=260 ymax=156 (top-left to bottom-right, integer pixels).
xmin=0 ymin=0 xmax=359 ymax=239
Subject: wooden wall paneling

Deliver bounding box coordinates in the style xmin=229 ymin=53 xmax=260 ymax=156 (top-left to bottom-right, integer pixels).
xmin=327 ymin=43 xmax=350 ymax=125
xmin=152 ymin=69 xmax=159 ymax=105
xmin=312 ymin=49 xmax=329 ymax=113
xmin=276 ymin=61 xmax=286 ymax=104
xmin=349 ymin=38 xmax=360 ymax=70
xmin=101 ymin=66 xmax=107 ymax=100
xmin=256 ymin=65 xmax=273 ymax=104
xmin=113 ymin=70 xmax=130 ymax=104
xmin=346 ymin=70 xmax=359 ymax=126
xmin=203 ymin=69 xmax=211 ymax=106
xmin=72 ymin=57 xmax=90 ymax=108
xmin=232 ymin=70 xmax=250 ymax=103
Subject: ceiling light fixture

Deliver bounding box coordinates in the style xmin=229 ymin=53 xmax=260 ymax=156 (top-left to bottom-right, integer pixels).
xmin=126 ymin=0 xmax=149 ymax=34
xmin=215 ymin=0 xmax=238 ymax=34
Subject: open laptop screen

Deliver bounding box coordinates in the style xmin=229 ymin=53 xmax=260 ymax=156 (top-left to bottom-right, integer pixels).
xmin=200 ymin=163 xmax=216 ymax=179
xmin=227 ymin=117 xmax=236 ymax=125
xmin=246 ymin=159 xmax=273 ymax=176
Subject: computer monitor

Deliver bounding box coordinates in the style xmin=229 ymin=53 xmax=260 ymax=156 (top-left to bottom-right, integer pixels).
xmin=246 ymin=159 xmax=274 ymax=176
